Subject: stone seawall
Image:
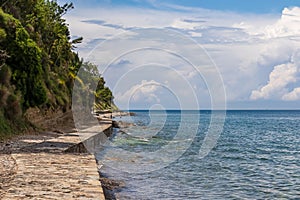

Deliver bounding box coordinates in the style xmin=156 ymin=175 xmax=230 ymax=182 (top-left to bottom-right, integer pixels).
xmin=1 ymin=123 xmax=112 ymax=200
xmin=65 ymin=126 xmax=113 ymax=154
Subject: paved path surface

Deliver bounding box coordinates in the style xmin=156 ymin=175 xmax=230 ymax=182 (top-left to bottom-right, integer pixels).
xmin=1 ymin=124 xmax=111 ymax=200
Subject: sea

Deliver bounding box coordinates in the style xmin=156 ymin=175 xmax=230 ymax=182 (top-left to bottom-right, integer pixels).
xmin=95 ymin=110 xmax=300 ymax=199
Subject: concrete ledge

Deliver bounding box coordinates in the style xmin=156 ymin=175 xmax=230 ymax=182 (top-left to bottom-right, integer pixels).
xmin=2 ymin=124 xmax=112 ymax=200
xmin=65 ymin=125 xmax=112 ymax=154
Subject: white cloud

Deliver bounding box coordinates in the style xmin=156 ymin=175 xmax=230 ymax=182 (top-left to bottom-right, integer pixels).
xmin=171 ymin=18 xmax=203 ymax=30
xmin=256 ymin=41 xmax=295 ymax=67
xmin=63 ymin=3 xmax=300 ymax=108
xmin=250 ymin=50 xmax=300 ymax=100
xmin=250 ymin=63 xmax=297 ymax=100
xmin=282 ymin=87 xmax=300 ymax=100
xmin=264 ymin=7 xmax=300 ymax=39
xmin=232 ymin=7 xmax=300 ymax=40
xmin=115 ymin=80 xmax=162 ymax=107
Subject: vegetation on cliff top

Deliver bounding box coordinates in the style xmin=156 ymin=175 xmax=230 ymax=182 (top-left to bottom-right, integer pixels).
xmin=0 ymin=0 xmax=115 ymax=140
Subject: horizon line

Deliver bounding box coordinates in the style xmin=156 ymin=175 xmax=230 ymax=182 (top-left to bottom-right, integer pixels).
xmin=120 ymin=109 xmax=300 ymax=111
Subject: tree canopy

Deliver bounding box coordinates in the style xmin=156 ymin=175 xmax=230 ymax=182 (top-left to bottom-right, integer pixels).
xmin=0 ymin=0 xmax=115 ymax=139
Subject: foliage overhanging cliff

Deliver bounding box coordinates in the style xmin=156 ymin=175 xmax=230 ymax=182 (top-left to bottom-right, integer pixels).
xmin=0 ymin=0 xmax=115 ymax=139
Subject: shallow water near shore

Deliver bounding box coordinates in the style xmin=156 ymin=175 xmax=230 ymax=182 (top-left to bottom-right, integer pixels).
xmin=96 ymin=110 xmax=300 ymax=199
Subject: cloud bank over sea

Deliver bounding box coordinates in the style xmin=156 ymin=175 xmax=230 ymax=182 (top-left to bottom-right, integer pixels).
xmin=62 ymin=1 xmax=300 ymax=109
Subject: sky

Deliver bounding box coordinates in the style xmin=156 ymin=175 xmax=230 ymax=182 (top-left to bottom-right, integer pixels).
xmin=59 ymin=0 xmax=300 ymax=110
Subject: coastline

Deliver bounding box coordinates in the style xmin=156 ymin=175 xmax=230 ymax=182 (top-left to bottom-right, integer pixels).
xmin=96 ymin=113 xmax=137 ymax=199
xmin=0 ymin=111 xmax=114 ymax=200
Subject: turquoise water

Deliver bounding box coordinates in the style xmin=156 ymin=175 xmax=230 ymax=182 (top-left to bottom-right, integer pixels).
xmin=96 ymin=110 xmax=300 ymax=199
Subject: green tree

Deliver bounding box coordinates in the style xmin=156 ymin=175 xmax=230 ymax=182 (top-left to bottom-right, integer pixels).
xmin=0 ymin=1 xmax=116 ymax=139
xmin=0 ymin=8 xmax=47 ymax=108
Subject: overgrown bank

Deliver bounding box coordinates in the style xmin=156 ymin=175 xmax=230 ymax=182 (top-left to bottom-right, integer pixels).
xmin=0 ymin=0 xmax=115 ymax=140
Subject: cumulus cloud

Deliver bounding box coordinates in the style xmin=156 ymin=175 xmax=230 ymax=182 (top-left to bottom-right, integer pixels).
xmin=250 ymin=63 xmax=297 ymax=100
xmin=115 ymin=80 xmax=162 ymax=106
xmin=62 ymin=2 xmax=300 ymax=108
xmin=282 ymin=87 xmax=300 ymax=100
xmin=250 ymin=50 xmax=300 ymax=100
xmin=264 ymin=7 xmax=300 ymax=39
xmin=232 ymin=7 xmax=300 ymax=40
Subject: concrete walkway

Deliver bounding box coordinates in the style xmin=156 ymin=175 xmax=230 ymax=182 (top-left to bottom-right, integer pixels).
xmin=2 ymin=124 xmax=111 ymax=200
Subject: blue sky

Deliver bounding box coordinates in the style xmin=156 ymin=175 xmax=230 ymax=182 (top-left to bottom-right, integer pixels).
xmin=154 ymin=0 xmax=299 ymax=13
xmin=182 ymin=0 xmax=299 ymax=13
xmin=61 ymin=0 xmax=300 ymax=109
xmin=62 ymin=0 xmax=300 ymax=13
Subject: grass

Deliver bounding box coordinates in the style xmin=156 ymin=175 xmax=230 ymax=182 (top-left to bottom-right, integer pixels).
xmin=0 ymin=112 xmax=14 ymax=141
xmin=0 ymin=111 xmax=29 ymax=141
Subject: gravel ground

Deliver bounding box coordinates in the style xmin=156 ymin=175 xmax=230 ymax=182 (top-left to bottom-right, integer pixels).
xmin=0 ymin=132 xmax=61 ymax=199
xmin=0 ymin=111 xmax=122 ymax=199
xmin=0 ymin=154 xmax=16 ymax=199
xmin=0 ymin=110 xmax=73 ymax=198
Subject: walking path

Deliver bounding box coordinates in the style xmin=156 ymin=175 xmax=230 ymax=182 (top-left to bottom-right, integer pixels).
xmin=1 ymin=123 xmax=111 ymax=200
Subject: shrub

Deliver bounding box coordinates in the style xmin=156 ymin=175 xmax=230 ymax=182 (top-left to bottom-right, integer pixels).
xmin=0 ymin=64 xmax=11 ymax=86
xmin=5 ymin=93 xmax=22 ymax=120
xmin=0 ymin=84 xmax=9 ymax=107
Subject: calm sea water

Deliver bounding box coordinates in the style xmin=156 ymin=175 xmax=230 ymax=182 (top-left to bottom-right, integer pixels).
xmin=96 ymin=110 xmax=300 ymax=199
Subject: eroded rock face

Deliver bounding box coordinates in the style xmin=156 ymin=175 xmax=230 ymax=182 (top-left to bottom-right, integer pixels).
xmin=113 ymin=121 xmax=135 ymax=129
xmin=99 ymin=176 xmax=125 ymax=200
xmin=24 ymin=109 xmax=76 ymax=133
xmin=99 ymin=177 xmax=125 ymax=190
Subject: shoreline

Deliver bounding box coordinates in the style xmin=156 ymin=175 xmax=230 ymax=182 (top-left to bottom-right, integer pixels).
xmin=0 ymin=111 xmax=115 ymax=200
xmin=96 ymin=116 xmax=137 ymax=199
xmin=98 ymin=171 xmax=125 ymax=200
xmin=0 ymin=110 xmax=132 ymax=199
